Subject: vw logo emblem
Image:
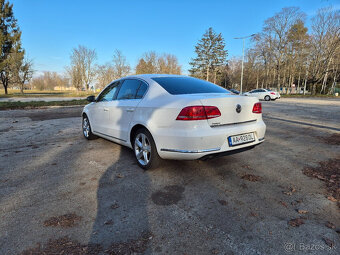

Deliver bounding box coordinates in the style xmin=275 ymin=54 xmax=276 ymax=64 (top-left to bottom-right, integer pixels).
xmin=236 ymin=104 xmax=242 ymax=113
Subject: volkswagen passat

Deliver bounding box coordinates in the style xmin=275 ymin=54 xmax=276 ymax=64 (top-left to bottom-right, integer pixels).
xmin=243 ymin=88 xmax=280 ymax=101
xmin=82 ymin=75 xmax=266 ymax=169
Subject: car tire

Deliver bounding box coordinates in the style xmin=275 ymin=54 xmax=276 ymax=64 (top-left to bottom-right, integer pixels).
xmin=133 ymin=128 xmax=161 ymax=170
xmin=264 ymin=95 xmax=271 ymax=101
xmin=82 ymin=115 xmax=97 ymax=140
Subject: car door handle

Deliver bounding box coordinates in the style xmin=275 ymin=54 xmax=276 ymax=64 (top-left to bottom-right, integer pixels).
xmin=126 ymin=108 xmax=135 ymax=112
xmin=103 ymin=108 xmax=109 ymax=112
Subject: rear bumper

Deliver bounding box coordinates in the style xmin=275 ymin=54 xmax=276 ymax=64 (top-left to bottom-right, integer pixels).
xmin=155 ymin=119 xmax=266 ymax=160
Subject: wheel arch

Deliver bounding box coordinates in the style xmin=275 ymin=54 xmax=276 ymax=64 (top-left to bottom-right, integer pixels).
xmin=130 ymin=124 xmax=149 ymax=147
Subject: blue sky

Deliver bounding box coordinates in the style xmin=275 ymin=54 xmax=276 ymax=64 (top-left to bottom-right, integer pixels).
xmin=11 ymin=0 xmax=340 ymax=75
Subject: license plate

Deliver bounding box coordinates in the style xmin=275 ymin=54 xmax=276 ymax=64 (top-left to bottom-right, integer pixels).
xmin=228 ymin=132 xmax=255 ymax=146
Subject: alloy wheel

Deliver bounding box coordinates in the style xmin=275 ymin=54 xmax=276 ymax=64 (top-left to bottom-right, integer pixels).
xmin=134 ymin=133 xmax=151 ymax=166
xmin=83 ymin=117 xmax=90 ymax=138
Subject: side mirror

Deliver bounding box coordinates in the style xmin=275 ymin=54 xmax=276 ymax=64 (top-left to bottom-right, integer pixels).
xmin=86 ymin=95 xmax=96 ymax=102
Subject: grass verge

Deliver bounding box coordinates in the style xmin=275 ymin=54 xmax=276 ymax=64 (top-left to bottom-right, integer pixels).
xmin=0 ymin=89 xmax=96 ymax=98
xmin=0 ymin=99 xmax=88 ymax=110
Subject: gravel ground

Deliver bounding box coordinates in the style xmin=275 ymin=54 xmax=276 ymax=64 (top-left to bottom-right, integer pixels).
xmin=0 ymin=98 xmax=339 ymax=255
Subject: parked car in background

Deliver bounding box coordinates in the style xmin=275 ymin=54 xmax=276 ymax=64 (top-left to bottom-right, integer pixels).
xmin=243 ymin=88 xmax=280 ymax=101
xmin=229 ymin=89 xmax=240 ymax=94
xmin=82 ymin=75 xmax=266 ymax=169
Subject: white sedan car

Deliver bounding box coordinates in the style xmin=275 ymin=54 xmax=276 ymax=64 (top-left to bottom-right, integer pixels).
xmin=82 ymin=75 xmax=266 ymax=169
xmin=243 ymin=88 xmax=280 ymax=101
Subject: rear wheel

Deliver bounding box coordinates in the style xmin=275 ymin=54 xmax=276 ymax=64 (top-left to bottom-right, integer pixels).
xmin=133 ymin=128 xmax=161 ymax=170
xmin=82 ymin=115 xmax=97 ymax=140
xmin=264 ymin=95 xmax=270 ymax=101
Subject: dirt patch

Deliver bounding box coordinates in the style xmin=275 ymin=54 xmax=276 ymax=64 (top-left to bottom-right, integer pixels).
xmin=321 ymin=133 xmax=340 ymax=145
xmin=27 ymin=107 xmax=82 ymax=121
xmin=218 ymin=199 xmax=227 ymax=206
xmin=288 ymin=218 xmax=305 ymax=227
xmin=151 ymin=185 xmax=185 ymax=206
xmin=303 ymin=159 xmax=340 ymax=207
xmin=106 ymin=231 xmax=153 ymax=255
xmin=43 ymin=213 xmax=82 ymax=228
xmin=241 ymin=174 xmax=262 ymax=182
xmin=20 ymin=236 xmax=102 ymax=255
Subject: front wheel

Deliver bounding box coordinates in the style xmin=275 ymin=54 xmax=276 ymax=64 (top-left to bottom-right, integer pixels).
xmin=133 ymin=128 xmax=161 ymax=170
xmin=82 ymin=115 xmax=97 ymax=140
xmin=264 ymin=95 xmax=271 ymax=101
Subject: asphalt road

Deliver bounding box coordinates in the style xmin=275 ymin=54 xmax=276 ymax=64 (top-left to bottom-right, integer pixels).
xmin=0 ymin=98 xmax=339 ymax=255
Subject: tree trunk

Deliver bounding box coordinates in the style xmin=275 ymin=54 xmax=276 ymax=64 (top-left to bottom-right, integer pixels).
xmin=206 ymin=65 xmax=210 ymax=81
xmin=297 ymin=70 xmax=301 ymax=94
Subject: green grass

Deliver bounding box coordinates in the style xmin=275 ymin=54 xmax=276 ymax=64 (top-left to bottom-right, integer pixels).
xmin=0 ymin=89 xmax=96 ymax=98
xmin=0 ymin=99 xmax=88 ymax=110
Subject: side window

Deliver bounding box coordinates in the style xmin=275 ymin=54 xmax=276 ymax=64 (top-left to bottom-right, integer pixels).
xmin=116 ymin=79 xmax=141 ymax=100
xmin=97 ymin=82 xmax=119 ymax=102
xmin=135 ymin=82 xmax=148 ymax=99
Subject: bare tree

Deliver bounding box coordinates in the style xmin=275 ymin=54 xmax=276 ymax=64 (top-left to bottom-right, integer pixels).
xmin=95 ymin=63 xmax=115 ymax=90
xmin=112 ymin=49 xmax=131 ymax=79
xmin=135 ymin=51 xmax=181 ymax=74
xmin=309 ymin=7 xmax=340 ymax=94
xmin=69 ymin=45 xmax=97 ymax=90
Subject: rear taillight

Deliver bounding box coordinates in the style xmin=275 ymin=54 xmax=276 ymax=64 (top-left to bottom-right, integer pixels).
xmin=252 ymin=102 xmax=262 ymax=114
xmin=176 ymin=106 xmax=221 ymax=120
xmin=270 ymin=92 xmax=275 ymax=95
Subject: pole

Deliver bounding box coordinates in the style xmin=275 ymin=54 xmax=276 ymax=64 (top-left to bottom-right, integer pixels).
xmin=233 ymin=34 xmax=255 ymax=95
xmin=240 ymin=38 xmax=245 ymax=94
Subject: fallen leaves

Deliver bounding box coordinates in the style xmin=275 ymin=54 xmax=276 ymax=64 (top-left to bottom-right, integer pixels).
xmin=321 ymin=133 xmax=340 ymax=145
xmin=110 ymin=203 xmax=120 ymax=209
xmin=116 ymin=173 xmax=124 ymax=178
xmin=288 ymin=218 xmax=305 ymax=227
xmin=218 ymin=199 xmax=227 ymax=206
xmin=297 ymin=209 xmax=308 ymax=214
xmin=323 ymin=238 xmax=334 ymax=248
xmin=303 ymin=159 xmax=340 ymax=208
xmin=104 ymin=219 xmax=114 ymax=225
xmin=43 ymin=213 xmax=82 ymax=228
xmin=105 ymin=231 xmax=153 ymax=255
xmin=241 ymin=174 xmax=261 ymax=182
xmin=283 ymin=187 xmax=296 ymax=196
xmin=325 ymin=221 xmax=335 ymax=229
xmin=279 ymin=201 xmax=288 ymax=208
xmin=327 ymin=196 xmax=337 ymax=202
xmin=20 ymin=236 xmax=102 ymax=255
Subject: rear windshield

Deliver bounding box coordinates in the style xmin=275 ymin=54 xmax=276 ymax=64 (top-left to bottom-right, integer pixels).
xmin=151 ymin=77 xmax=230 ymax=95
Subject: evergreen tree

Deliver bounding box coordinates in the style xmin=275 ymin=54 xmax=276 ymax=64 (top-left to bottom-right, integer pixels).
xmin=189 ymin=27 xmax=228 ymax=83
xmin=0 ymin=0 xmax=24 ymax=94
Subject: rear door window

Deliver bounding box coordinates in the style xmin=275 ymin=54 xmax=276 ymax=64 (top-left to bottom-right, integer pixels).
xmin=117 ymin=79 xmax=141 ymax=100
xmin=135 ymin=82 xmax=148 ymax=99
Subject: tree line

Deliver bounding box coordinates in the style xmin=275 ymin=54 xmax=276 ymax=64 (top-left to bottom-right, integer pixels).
xmin=226 ymin=7 xmax=340 ymax=95
xmin=0 ymin=0 xmax=33 ymax=94
xmin=28 ymin=48 xmax=182 ymax=91
xmin=1 ymin=0 xmax=338 ymax=95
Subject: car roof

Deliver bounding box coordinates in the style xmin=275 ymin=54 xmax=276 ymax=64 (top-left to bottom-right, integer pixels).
xmin=122 ymin=74 xmax=186 ymax=79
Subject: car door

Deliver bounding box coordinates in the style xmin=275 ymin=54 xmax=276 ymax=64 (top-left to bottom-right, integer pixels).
xmin=258 ymin=89 xmax=267 ymax=99
xmin=106 ymin=79 xmax=148 ymax=142
xmin=249 ymin=89 xmax=258 ymax=98
xmin=91 ymin=82 xmax=120 ymax=134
